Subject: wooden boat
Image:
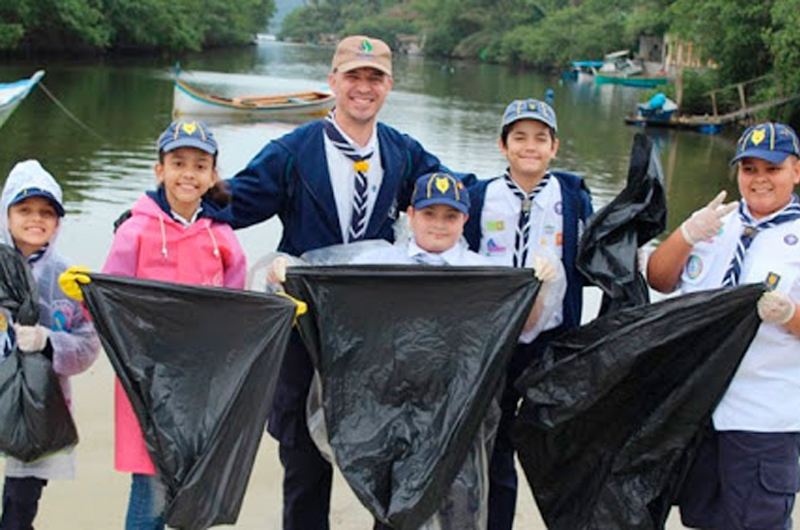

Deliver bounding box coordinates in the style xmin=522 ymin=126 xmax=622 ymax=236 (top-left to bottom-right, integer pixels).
xmin=596 ymin=73 xmax=668 ymax=88
xmin=594 ymin=50 xmax=667 ymax=88
xmin=172 ymin=75 xmax=335 ymax=119
xmin=0 ymin=70 xmax=44 ymax=130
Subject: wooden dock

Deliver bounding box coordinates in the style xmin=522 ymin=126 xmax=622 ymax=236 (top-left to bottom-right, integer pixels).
xmin=626 ymin=75 xmax=800 ymax=133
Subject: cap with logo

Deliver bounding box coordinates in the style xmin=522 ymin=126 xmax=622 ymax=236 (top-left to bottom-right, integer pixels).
xmin=331 ymin=35 xmax=392 ymax=77
xmin=157 ymin=120 xmax=218 ymax=156
xmin=730 ymin=122 xmax=800 ymax=165
xmin=411 ymin=172 xmax=470 ymax=214
xmin=6 ymin=160 xmax=65 ymax=217
xmin=501 ymin=98 xmax=558 ymax=134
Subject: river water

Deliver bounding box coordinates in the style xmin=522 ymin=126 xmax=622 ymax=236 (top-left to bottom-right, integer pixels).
xmin=0 ymin=40 xmax=742 ymax=274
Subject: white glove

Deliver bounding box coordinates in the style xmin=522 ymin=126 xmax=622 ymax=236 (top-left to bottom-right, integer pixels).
xmin=532 ymin=256 xmax=558 ymax=284
xmin=14 ymin=324 xmax=49 ymax=353
xmin=757 ymin=291 xmax=796 ymax=325
xmin=266 ymin=256 xmax=288 ymax=286
xmin=680 ymin=191 xmax=738 ymax=246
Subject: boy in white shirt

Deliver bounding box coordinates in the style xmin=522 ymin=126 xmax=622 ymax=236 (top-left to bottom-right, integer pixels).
xmin=648 ymin=122 xmax=800 ymax=530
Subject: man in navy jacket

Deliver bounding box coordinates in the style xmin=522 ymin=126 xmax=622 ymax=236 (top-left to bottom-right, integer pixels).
xmin=226 ymin=35 xmax=463 ymax=530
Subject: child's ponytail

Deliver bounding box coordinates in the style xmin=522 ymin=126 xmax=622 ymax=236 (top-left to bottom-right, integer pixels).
xmin=204 ymin=180 xmax=231 ymax=207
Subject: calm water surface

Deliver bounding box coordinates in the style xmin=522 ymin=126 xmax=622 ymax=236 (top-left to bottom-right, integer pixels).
xmin=0 ymin=41 xmax=741 ymax=273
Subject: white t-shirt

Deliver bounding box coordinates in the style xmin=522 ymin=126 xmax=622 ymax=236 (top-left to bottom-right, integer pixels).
xmin=353 ymin=237 xmax=491 ymax=266
xmin=678 ymin=205 xmax=800 ymax=431
xmin=477 ymin=176 xmax=565 ymax=335
xmin=324 ymin=121 xmax=383 ymax=242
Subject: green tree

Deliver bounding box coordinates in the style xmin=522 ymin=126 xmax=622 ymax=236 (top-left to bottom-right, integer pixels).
xmin=668 ymin=0 xmax=772 ymax=83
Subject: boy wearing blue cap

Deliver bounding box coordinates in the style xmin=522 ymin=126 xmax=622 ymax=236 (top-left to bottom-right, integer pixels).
xmin=0 ymin=160 xmax=100 ymax=529
xmin=648 ymin=122 xmax=800 ymax=530
xmin=463 ymin=99 xmax=593 ymax=530
xmin=269 ymin=171 xmax=558 ymax=529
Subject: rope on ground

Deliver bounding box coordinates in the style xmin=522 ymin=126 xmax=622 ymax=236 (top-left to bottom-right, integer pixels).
xmin=38 ymin=82 xmax=106 ymax=142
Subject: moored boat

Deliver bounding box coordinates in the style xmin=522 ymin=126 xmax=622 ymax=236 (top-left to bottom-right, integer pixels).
xmin=594 ymin=50 xmax=667 ymax=88
xmin=172 ymin=74 xmax=335 ymax=120
xmin=0 ymin=70 xmax=45 ymax=130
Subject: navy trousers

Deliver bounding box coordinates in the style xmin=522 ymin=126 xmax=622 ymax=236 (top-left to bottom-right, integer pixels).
xmin=679 ymin=429 xmax=800 ymax=530
xmin=0 ymin=477 xmax=47 ymax=530
xmin=269 ymin=332 xmax=333 ymax=530
xmin=487 ymin=330 xmax=559 ymax=530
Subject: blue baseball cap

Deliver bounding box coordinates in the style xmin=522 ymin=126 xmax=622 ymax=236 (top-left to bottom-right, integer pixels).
xmin=501 ymin=98 xmax=558 ymax=134
xmin=411 ymin=172 xmax=470 ymax=214
xmin=730 ymin=122 xmax=800 ymax=165
xmin=9 ymin=187 xmax=65 ymax=217
xmin=157 ymin=120 xmax=218 ymax=155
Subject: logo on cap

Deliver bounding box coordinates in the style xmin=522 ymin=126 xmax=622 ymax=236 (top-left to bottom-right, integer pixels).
xmin=751 ymin=129 xmax=766 ymax=146
xmin=435 ymin=176 xmax=451 ymax=194
xmin=360 ymin=40 xmax=373 ymax=53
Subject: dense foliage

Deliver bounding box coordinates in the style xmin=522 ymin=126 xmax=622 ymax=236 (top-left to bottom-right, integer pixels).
xmin=0 ymin=0 xmax=275 ymax=53
xmin=277 ymin=0 xmax=800 ymax=121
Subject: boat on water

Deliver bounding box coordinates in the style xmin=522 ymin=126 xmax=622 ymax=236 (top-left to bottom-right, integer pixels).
xmin=172 ymin=73 xmax=335 ymax=120
xmin=565 ymin=60 xmax=604 ymax=81
xmin=625 ymin=94 xmax=721 ymax=134
xmin=594 ymin=50 xmax=668 ymax=88
xmin=0 ymin=70 xmax=45 ymax=130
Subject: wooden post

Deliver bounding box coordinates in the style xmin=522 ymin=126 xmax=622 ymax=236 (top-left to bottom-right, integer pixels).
xmin=738 ymin=83 xmax=746 ymax=111
xmin=711 ymin=92 xmax=718 ymax=117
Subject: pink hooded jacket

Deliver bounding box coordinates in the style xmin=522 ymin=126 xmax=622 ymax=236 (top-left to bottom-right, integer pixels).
xmin=103 ymin=194 xmax=246 ymax=474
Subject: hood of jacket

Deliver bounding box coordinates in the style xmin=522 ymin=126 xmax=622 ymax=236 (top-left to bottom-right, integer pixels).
xmin=1 ymin=160 xmax=64 ymax=257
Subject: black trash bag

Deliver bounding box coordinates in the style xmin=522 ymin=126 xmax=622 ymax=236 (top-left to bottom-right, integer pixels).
xmin=577 ymin=133 xmax=667 ymax=315
xmin=284 ymin=265 xmax=540 ymax=530
xmin=0 ymin=245 xmax=78 ymax=462
xmin=0 ymin=244 xmax=39 ymax=325
xmin=513 ymin=284 xmax=764 ymax=530
xmin=80 ymin=273 xmax=298 ymax=530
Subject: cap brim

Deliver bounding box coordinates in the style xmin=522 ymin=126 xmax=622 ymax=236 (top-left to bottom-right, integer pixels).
xmin=335 ymin=60 xmax=392 ymax=76
xmin=161 ymin=138 xmax=217 ymax=155
xmin=729 ymin=148 xmax=791 ymax=166
xmin=413 ymin=197 xmax=469 ymax=214
xmin=9 ymin=191 xmax=65 ymax=217
xmin=502 ymin=115 xmax=557 ymax=134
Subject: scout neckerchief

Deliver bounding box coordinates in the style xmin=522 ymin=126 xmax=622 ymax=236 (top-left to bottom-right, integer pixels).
xmin=720 ymin=195 xmax=800 ymax=286
xmin=323 ymin=111 xmax=374 ymax=242
xmin=503 ymin=170 xmax=551 ymax=268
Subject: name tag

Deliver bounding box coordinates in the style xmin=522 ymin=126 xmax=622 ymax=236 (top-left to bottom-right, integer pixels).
xmin=485 ymin=220 xmax=505 ymax=232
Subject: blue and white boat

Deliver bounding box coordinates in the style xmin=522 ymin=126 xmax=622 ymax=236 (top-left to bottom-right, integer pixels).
xmin=0 ymin=70 xmax=44 ymax=130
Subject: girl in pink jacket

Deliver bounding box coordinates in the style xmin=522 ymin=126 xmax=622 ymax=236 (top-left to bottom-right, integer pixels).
xmin=102 ymin=120 xmax=246 ymax=529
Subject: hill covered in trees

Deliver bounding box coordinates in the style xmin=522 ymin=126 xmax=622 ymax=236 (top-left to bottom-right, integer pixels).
xmin=0 ymin=0 xmax=275 ymax=53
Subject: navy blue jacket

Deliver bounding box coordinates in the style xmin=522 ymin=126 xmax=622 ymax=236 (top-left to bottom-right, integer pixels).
xmin=464 ymin=171 xmax=593 ymax=329
xmin=226 ymin=120 xmax=448 ymax=255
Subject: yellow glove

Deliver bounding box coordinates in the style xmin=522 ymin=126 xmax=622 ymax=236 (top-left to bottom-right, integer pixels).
xmin=58 ymin=266 xmax=92 ymax=302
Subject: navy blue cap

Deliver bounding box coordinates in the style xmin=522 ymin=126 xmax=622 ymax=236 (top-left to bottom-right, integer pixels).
xmin=9 ymin=187 xmax=65 ymax=217
xmin=411 ymin=172 xmax=470 ymax=214
xmin=157 ymin=120 xmax=218 ymax=155
xmin=501 ymin=98 xmax=558 ymax=134
xmin=730 ymin=122 xmax=800 ymax=165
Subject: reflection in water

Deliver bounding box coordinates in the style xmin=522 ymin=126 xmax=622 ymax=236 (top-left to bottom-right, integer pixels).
xmin=0 ymin=41 xmax=742 ymax=270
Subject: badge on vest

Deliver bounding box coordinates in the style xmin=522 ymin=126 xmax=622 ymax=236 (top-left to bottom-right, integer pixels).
xmin=686 ymin=255 xmax=703 ymax=279
xmin=765 ymin=272 xmax=781 ymax=291
xmin=485 ymin=220 xmax=505 ymax=232
xmin=486 ymin=238 xmax=506 ymax=253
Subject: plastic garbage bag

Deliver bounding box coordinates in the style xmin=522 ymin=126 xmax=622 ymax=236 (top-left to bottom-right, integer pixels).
xmin=285 ymin=265 xmax=540 ymax=530
xmin=577 ymin=132 xmax=667 ymax=315
xmin=513 ymin=283 xmax=764 ymax=530
xmin=0 ymin=244 xmax=39 ymax=325
xmin=79 ymin=273 xmax=298 ymax=530
xmin=0 ymin=245 xmax=78 ymax=462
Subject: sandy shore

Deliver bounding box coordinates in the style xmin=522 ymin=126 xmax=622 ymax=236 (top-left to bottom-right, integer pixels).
xmin=2 ymin=351 xmax=703 ymax=528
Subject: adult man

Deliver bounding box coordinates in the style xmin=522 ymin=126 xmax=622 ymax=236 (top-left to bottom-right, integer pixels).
xmin=225 ymin=35 xmax=464 ymax=529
